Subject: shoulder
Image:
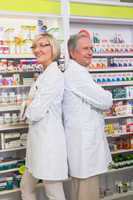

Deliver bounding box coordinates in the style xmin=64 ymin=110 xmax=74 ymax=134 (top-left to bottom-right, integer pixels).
xmin=41 ymin=62 xmax=64 ymax=80
xmin=65 ymin=60 xmax=88 ymax=80
xmin=48 ymin=62 xmax=63 ymax=75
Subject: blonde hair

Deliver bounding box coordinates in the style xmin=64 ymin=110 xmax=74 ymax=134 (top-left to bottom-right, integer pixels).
xmin=32 ymin=33 xmax=61 ymax=61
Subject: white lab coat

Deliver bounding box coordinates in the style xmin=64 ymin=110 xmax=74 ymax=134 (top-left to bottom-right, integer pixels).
xmin=63 ymin=59 xmax=113 ymax=178
xmin=25 ymin=62 xmax=68 ymax=180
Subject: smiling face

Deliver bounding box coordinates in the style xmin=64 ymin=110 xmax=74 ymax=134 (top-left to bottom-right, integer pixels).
xmin=71 ymin=37 xmax=93 ymax=67
xmin=31 ymin=37 xmax=53 ymax=68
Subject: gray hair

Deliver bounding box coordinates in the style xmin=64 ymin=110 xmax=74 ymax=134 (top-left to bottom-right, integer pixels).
xmin=67 ymin=34 xmax=88 ymax=59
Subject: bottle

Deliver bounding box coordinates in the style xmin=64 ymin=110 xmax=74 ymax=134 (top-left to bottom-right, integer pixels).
xmin=4 ymin=113 xmax=11 ymax=124
xmin=9 ymin=92 xmax=16 ymax=104
xmin=11 ymin=113 xmax=18 ymax=124
xmin=1 ymin=92 xmax=8 ymax=104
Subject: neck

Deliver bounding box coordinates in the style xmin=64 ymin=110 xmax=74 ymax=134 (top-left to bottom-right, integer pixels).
xmin=74 ymin=60 xmax=88 ymax=68
xmin=43 ymin=60 xmax=53 ymax=70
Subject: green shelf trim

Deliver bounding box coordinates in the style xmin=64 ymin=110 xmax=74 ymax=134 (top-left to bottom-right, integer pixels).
xmin=0 ymin=0 xmax=133 ymax=20
xmin=70 ymin=3 xmax=133 ymax=19
xmin=0 ymin=0 xmax=60 ymax=15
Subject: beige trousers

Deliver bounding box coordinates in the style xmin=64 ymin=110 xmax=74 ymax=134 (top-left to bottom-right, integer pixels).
xmin=70 ymin=175 xmax=100 ymax=200
xmin=20 ymin=170 xmax=66 ymax=200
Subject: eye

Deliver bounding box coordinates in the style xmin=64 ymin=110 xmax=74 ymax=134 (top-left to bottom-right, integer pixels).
xmin=30 ymin=43 xmax=51 ymax=50
xmin=40 ymin=44 xmax=51 ymax=48
xmin=30 ymin=45 xmax=36 ymax=50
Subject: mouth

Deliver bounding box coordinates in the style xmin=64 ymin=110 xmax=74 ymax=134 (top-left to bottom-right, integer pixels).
xmin=35 ymin=51 xmax=45 ymax=57
xmin=86 ymin=56 xmax=92 ymax=59
xmin=36 ymin=54 xmax=44 ymax=59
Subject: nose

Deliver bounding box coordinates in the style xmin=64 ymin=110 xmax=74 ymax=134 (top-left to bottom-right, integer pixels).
xmin=88 ymin=49 xmax=93 ymax=56
xmin=90 ymin=47 xmax=93 ymax=52
xmin=88 ymin=47 xmax=93 ymax=53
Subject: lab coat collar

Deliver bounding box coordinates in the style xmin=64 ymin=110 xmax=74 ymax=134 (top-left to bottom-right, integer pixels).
xmin=45 ymin=61 xmax=58 ymax=71
xmin=68 ymin=59 xmax=89 ymax=73
xmin=39 ymin=62 xmax=58 ymax=79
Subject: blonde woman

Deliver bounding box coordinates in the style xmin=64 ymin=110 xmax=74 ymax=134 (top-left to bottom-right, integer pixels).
xmin=20 ymin=33 xmax=68 ymax=200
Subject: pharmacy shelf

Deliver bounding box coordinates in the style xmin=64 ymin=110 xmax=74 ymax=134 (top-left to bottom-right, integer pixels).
xmin=0 ymin=168 xmax=18 ymax=175
xmin=0 ymin=188 xmax=20 ymax=195
xmin=0 ymin=182 xmax=43 ymax=195
xmin=90 ymin=67 xmax=133 ymax=73
xmin=107 ymin=165 xmax=133 ymax=174
xmin=93 ymin=53 xmax=133 ymax=57
xmin=0 ymin=146 xmax=26 ymax=153
xmin=0 ymin=178 xmax=71 ymax=195
xmin=101 ymin=190 xmax=133 ymax=200
xmin=0 ymin=105 xmax=21 ymax=112
xmin=0 ymin=84 xmax=31 ymax=89
xmin=111 ymin=149 xmax=133 ymax=155
xmin=0 ymin=102 xmax=24 ymax=107
xmin=104 ymin=114 xmax=133 ymax=120
xmin=0 ymin=70 xmax=41 ymax=74
xmin=97 ymin=81 xmax=133 ymax=87
xmin=113 ymin=97 xmax=133 ymax=101
xmin=70 ymin=14 xmax=133 ymax=24
xmin=2 ymin=181 xmax=133 ymax=198
xmin=107 ymin=132 xmax=133 ymax=137
xmin=0 ymin=124 xmax=28 ymax=131
xmin=0 ymin=54 xmax=35 ymax=59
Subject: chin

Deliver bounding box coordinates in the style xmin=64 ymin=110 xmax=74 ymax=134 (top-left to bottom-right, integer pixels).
xmin=86 ymin=62 xmax=91 ymax=66
xmin=37 ymin=59 xmax=44 ymax=65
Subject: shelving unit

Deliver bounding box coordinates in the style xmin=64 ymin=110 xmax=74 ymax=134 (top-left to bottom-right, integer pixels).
xmin=0 ymin=84 xmax=31 ymax=89
xmin=104 ymin=115 xmax=133 ymax=120
xmin=0 ymin=168 xmax=19 ymax=175
xmin=0 ymin=188 xmax=20 ymax=195
xmin=0 ymin=105 xmax=21 ymax=112
xmin=0 ymin=16 xmax=39 ymax=197
xmin=97 ymin=81 xmax=133 ymax=87
xmin=107 ymin=132 xmax=133 ymax=138
xmin=111 ymin=149 xmax=133 ymax=155
xmin=0 ymin=146 xmax=26 ymax=153
xmin=0 ymin=124 xmax=28 ymax=131
xmin=94 ymin=51 xmax=133 ymax=198
xmin=93 ymin=53 xmax=133 ymax=57
xmin=0 ymin=182 xmax=43 ymax=196
xmin=0 ymin=54 xmax=35 ymax=59
xmin=101 ymin=190 xmax=133 ymax=200
xmin=90 ymin=67 xmax=133 ymax=72
xmin=113 ymin=97 xmax=133 ymax=101
xmin=107 ymin=165 xmax=133 ymax=174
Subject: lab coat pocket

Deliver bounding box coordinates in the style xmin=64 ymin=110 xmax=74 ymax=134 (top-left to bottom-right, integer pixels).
xmin=41 ymin=109 xmax=50 ymax=125
xmin=82 ymin=129 xmax=97 ymax=147
xmin=83 ymin=125 xmax=104 ymax=147
xmin=32 ymin=109 xmax=50 ymax=131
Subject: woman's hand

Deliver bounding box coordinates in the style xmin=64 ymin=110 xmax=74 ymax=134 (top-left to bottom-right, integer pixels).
xmin=20 ymin=98 xmax=32 ymax=121
xmin=26 ymin=98 xmax=32 ymax=106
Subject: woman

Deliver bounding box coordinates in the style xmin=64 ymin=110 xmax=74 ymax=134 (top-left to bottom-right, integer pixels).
xmin=20 ymin=33 xmax=68 ymax=200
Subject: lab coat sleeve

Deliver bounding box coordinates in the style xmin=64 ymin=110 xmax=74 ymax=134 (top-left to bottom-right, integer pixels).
xmin=25 ymin=71 xmax=63 ymax=122
xmin=67 ymin=70 xmax=113 ymax=111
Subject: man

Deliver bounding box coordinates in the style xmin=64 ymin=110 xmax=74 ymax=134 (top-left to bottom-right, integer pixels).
xmin=63 ymin=31 xmax=113 ymax=200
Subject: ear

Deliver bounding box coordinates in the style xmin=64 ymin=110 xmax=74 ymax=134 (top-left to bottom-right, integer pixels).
xmin=70 ymin=49 xmax=76 ymax=59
